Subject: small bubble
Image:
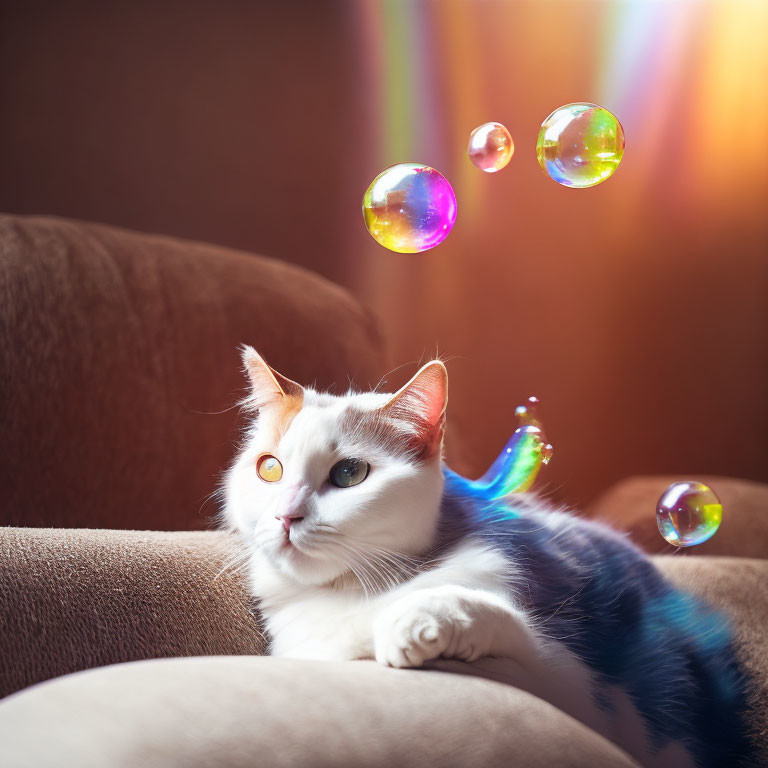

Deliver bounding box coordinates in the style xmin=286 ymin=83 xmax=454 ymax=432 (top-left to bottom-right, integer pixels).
xmin=468 ymin=122 xmax=514 ymax=173
xmin=656 ymin=481 xmax=722 ymax=547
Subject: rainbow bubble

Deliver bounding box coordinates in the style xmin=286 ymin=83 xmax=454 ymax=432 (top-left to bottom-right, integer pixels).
xmin=536 ymin=103 xmax=625 ymax=188
xmin=444 ymin=396 xmax=553 ymax=501
xmin=468 ymin=122 xmax=514 ymax=173
xmin=362 ymin=163 xmax=457 ymax=253
xmin=656 ymin=481 xmax=723 ymax=547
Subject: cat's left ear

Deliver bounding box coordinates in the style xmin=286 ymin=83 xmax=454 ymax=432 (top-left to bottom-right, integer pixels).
xmin=241 ymin=345 xmax=303 ymax=409
xmin=382 ymin=360 xmax=448 ymax=458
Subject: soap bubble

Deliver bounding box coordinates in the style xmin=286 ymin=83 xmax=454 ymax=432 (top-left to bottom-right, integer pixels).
xmin=656 ymin=481 xmax=723 ymax=547
xmin=468 ymin=122 xmax=514 ymax=173
xmin=362 ymin=163 xmax=457 ymax=253
xmin=536 ymin=103 xmax=624 ymax=188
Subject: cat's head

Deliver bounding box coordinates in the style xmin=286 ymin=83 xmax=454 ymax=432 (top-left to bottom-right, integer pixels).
xmin=224 ymin=347 xmax=448 ymax=587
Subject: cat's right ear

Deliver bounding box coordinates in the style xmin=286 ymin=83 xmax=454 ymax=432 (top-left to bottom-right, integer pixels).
xmin=381 ymin=360 xmax=448 ymax=458
xmin=241 ymin=346 xmax=303 ymax=409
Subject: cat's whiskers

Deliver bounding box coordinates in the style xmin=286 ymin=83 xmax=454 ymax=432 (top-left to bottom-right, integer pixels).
xmin=213 ymin=543 xmax=255 ymax=581
xmin=358 ymin=550 xmax=401 ymax=593
xmin=315 ymin=523 xmax=429 ymax=575
xmin=302 ymin=533 xmax=376 ymax=597
xmin=330 ymin=542 xmax=384 ymax=598
xmin=318 ymin=524 xmax=423 ymax=569
xmin=311 ymin=530 xmax=411 ymax=597
xmin=319 ymin=536 xmax=391 ymax=597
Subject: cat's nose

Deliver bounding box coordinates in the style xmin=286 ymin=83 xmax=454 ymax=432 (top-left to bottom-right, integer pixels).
xmin=276 ymin=512 xmax=304 ymax=533
xmin=275 ymin=484 xmax=311 ymax=532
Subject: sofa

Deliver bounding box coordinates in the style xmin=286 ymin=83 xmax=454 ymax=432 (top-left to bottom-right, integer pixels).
xmin=1 ymin=215 xmax=766 ymax=767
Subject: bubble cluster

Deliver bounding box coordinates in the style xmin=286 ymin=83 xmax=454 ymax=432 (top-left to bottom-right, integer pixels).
xmin=362 ymin=163 xmax=457 ymax=253
xmin=513 ymin=397 xmax=554 ymax=466
xmin=536 ymin=103 xmax=625 ymax=188
xmin=656 ymin=481 xmax=723 ymax=547
xmin=467 ymin=122 xmax=514 ymax=173
xmin=443 ymin=396 xmax=553 ymax=502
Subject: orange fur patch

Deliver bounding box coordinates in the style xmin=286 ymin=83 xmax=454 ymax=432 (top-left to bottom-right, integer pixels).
xmin=259 ymin=391 xmax=304 ymax=448
xmin=276 ymin=393 xmax=303 ymax=437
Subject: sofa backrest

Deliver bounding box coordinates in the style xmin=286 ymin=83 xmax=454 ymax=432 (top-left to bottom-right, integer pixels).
xmin=0 ymin=215 xmax=385 ymax=529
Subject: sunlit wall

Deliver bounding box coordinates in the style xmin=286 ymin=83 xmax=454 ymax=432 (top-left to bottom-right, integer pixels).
xmin=347 ymin=0 xmax=768 ymax=504
xmin=1 ymin=0 xmax=766 ymax=505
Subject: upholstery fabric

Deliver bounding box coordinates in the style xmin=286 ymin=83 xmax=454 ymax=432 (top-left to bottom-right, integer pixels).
xmin=0 ymin=656 xmax=641 ymax=768
xmin=0 ymin=528 xmax=264 ymax=700
xmin=2 ymin=527 xmax=767 ymax=760
xmin=0 ymin=215 xmax=384 ymax=530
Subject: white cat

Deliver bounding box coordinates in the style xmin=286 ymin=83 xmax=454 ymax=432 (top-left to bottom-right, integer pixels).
xmin=224 ymin=346 xmax=537 ymax=667
xmin=222 ymin=347 xmax=741 ymax=768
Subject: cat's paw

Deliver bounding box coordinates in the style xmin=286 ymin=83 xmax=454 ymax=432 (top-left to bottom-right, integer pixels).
xmin=373 ymin=585 xmax=535 ymax=668
xmin=373 ymin=589 xmax=468 ymax=668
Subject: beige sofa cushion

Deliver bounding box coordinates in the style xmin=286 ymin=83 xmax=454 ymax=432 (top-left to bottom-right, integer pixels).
xmin=0 ymin=656 xmax=640 ymax=768
xmin=2 ymin=526 xmax=766 ymax=761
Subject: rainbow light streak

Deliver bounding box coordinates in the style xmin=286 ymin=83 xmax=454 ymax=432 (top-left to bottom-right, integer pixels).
xmin=356 ymin=1 xmax=767 ymax=221
xmin=357 ymin=0 xmax=445 ymax=166
xmin=596 ymin=0 xmax=768 ymax=208
xmin=596 ymin=1 xmax=693 ymax=205
xmin=379 ymin=0 xmax=414 ymax=160
xmin=444 ymin=397 xmax=554 ymax=501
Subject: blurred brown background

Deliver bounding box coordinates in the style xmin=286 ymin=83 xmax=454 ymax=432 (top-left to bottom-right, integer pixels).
xmin=1 ymin=0 xmax=766 ymax=507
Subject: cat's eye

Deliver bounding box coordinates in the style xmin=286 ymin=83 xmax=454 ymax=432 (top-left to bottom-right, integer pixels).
xmin=256 ymin=454 xmax=283 ymax=483
xmin=328 ymin=458 xmax=370 ymax=488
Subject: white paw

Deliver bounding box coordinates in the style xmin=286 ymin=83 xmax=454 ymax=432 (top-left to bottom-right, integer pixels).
xmin=373 ymin=586 xmax=533 ymax=669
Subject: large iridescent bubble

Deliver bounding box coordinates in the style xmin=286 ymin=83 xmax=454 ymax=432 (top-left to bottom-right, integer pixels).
xmin=656 ymin=481 xmax=723 ymax=547
xmin=536 ymin=103 xmax=624 ymax=188
xmin=362 ymin=163 xmax=457 ymax=253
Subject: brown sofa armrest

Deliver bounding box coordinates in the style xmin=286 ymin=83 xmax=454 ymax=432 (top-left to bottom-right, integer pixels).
xmin=585 ymin=475 xmax=768 ymax=558
xmin=0 ymin=528 xmax=264 ymax=699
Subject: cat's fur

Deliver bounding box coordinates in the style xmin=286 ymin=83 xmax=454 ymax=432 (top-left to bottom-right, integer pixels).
xmin=224 ymin=348 xmax=755 ymax=768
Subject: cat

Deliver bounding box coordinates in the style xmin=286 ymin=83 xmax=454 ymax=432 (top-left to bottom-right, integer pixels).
xmin=223 ymin=347 xmax=756 ymax=768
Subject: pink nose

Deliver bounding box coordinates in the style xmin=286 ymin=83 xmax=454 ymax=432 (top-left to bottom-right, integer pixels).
xmin=276 ymin=512 xmax=305 ymax=533
xmin=275 ymin=485 xmax=310 ymax=532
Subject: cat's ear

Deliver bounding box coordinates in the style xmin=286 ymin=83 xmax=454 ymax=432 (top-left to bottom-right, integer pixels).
xmin=382 ymin=360 xmax=448 ymax=458
xmin=241 ymin=345 xmax=303 ymax=409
